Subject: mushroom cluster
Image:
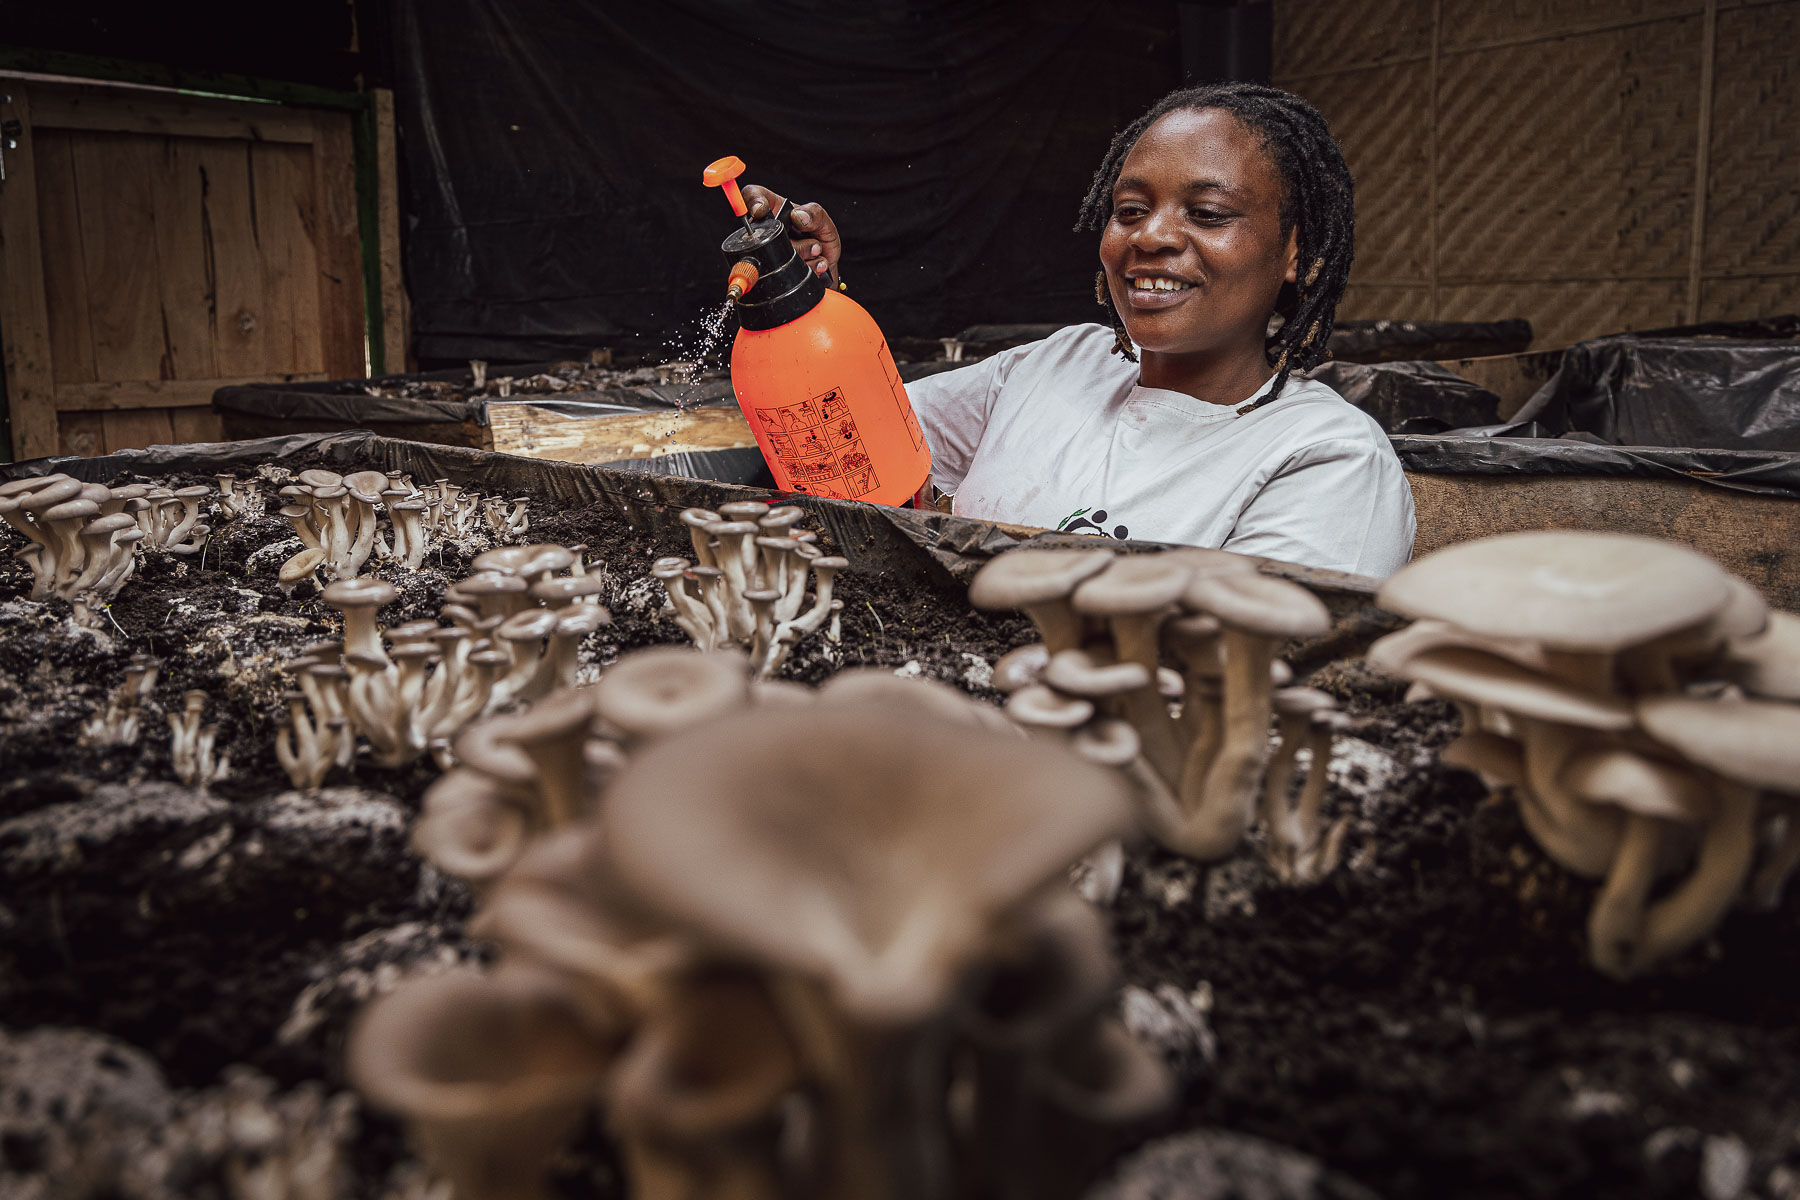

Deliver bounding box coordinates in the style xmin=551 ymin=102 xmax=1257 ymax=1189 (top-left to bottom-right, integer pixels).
xmin=656 ymin=502 xmax=847 ymax=678
xmin=275 ymin=546 xmax=610 ymax=788
xmin=168 ymin=689 xmax=228 ymax=789
xmin=974 ymin=547 xmax=1345 ymax=881
xmin=275 ymin=469 xmax=531 ymax=588
xmin=0 ymin=474 xmax=210 ymax=614
xmin=80 ymin=655 xmax=162 ymax=746
xmin=213 ymin=474 xmax=263 ymax=520
xmin=1371 ymin=530 xmax=1800 ymax=978
xmin=355 ymin=671 xmax=1168 ymax=1200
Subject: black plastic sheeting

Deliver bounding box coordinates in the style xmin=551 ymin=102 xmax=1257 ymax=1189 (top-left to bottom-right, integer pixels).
xmin=387 ymin=0 xmax=1187 ymax=361
xmin=1306 ymin=361 xmax=1502 ymax=434
xmin=212 ymin=362 xmax=962 ymax=427
xmin=1326 ymin=319 xmax=1532 ymax=364
xmin=1492 ymin=335 xmax=1800 ymax=452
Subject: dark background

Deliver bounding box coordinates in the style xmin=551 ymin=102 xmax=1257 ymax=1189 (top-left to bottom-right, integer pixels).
xmin=8 ymin=1 xmax=1268 ymax=363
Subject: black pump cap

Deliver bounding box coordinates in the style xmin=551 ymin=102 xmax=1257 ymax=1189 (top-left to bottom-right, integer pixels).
xmin=722 ymin=218 xmax=826 ymax=331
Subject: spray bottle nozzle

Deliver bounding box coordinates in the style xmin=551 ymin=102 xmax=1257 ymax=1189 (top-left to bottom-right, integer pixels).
xmin=726 ymin=259 xmax=760 ymax=302
xmin=703 ymin=155 xmax=756 ymax=236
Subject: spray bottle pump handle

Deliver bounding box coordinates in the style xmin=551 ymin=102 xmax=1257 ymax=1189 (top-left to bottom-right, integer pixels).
xmin=703 ymin=155 xmax=751 ymax=222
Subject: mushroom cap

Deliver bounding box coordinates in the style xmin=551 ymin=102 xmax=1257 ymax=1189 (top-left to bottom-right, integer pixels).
xmin=0 ymin=474 xmax=71 ymax=499
xmin=741 ymin=587 xmax=782 ymax=607
xmin=1183 ymin=571 xmax=1331 ymax=639
xmin=81 ymin=483 xmax=117 ymax=505
xmin=1160 ymin=546 xmax=1260 ymax=577
xmin=454 ymin=716 xmax=541 ymax=788
xmin=1071 ymin=555 xmax=1191 ymax=616
xmin=1070 ymin=717 xmax=1141 ymax=767
xmin=679 ymin=507 xmax=720 ymax=528
xmin=472 ymin=546 xmax=535 ymax=575
xmin=1722 ymin=610 xmax=1800 ymax=700
xmin=710 ymin=520 xmax=760 ymax=538
xmin=385 ymin=619 xmax=442 ymax=643
xmin=20 ymin=478 xmax=88 ymax=510
xmin=717 ymin=500 xmax=771 ymax=520
xmin=1366 ymin=617 xmax=1551 ymax=677
xmin=1273 ymin=686 xmax=1337 ymax=718
xmin=531 ymin=575 xmax=606 ymax=606
xmin=1377 ymin=531 xmax=1732 ymax=653
xmin=1043 ymin=648 xmax=1152 ymax=697
xmin=498 ymin=609 xmax=560 ymax=641
xmin=1559 ymin=747 xmax=1710 ymax=821
xmin=649 ymin=556 xmax=691 ymax=578
xmin=344 ymin=470 xmax=390 ymax=499
xmin=173 ymin=485 xmax=212 ymax=501
xmin=450 ymin=573 xmax=529 ymax=601
xmin=969 ymin=548 xmax=1115 ymax=611
xmin=278 ymin=504 xmax=314 ymax=521
xmin=505 ymin=687 xmax=596 ymax=746
xmin=279 ymin=548 xmax=329 ymax=582
xmin=602 ymin=698 xmax=1132 ymax=1024
xmin=809 ymin=554 xmax=848 ymax=573
xmin=322 ymin=577 xmax=400 ymax=610
xmin=519 ymin=545 xmax=576 ymax=577
xmin=592 ymin=647 xmax=750 ymax=742
xmin=298 ymin=469 xmax=344 ymax=489
xmin=992 ymin=643 xmax=1051 ymax=693
xmin=82 ymin=513 xmax=138 ymax=537
xmin=40 ymin=498 xmax=101 ymax=524
xmin=1395 ymin=646 xmax=1633 ymax=730
xmin=312 ymin=485 xmax=349 ymax=501
xmin=347 ymin=962 xmax=617 ymax=1123
xmin=1637 ymin=694 xmax=1800 ymax=792
xmin=555 ymin=605 xmax=611 ymax=637
xmin=1005 ymin=683 xmax=1095 ymax=730
xmin=758 ymin=506 xmax=806 ymax=531
xmin=818 ymin=669 xmax=1011 ymax=732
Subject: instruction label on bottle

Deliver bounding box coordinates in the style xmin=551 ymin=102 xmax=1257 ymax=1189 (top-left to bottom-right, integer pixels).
xmin=755 ymin=387 xmax=881 ymax=499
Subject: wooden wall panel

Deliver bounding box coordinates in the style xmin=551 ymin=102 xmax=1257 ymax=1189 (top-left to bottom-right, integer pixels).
xmin=56 ymin=411 xmax=104 ymax=457
xmin=311 ymin=112 xmax=367 ymax=379
xmin=147 ymin=139 xmax=220 ymax=380
xmin=1274 ymin=0 xmax=1800 ymax=347
xmin=70 ymin=133 xmax=168 ymax=383
xmin=31 ymin=133 xmax=98 ymax=386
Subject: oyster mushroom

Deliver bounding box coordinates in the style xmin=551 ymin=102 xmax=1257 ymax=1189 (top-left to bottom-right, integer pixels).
xmin=970 ymin=549 xmax=1116 ymax=653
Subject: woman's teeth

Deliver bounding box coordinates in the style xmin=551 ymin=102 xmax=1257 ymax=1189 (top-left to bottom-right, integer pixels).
xmin=1132 ymin=278 xmax=1192 ymax=291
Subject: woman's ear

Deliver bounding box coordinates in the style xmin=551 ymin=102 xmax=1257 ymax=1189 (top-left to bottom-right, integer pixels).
xmin=1283 ymin=225 xmax=1300 ymax=285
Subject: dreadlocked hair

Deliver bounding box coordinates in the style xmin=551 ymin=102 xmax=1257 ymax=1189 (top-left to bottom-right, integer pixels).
xmin=1076 ymin=82 xmax=1356 ymax=403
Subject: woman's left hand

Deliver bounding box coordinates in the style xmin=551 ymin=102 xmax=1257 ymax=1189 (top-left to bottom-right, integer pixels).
xmin=741 ymin=184 xmax=842 ymax=285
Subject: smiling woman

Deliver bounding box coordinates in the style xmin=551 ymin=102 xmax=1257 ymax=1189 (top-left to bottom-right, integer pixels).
xmin=749 ymin=83 xmax=1416 ymax=579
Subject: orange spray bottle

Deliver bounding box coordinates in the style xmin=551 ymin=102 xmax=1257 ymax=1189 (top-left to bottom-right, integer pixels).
xmin=704 ymin=156 xmax=932 ymax=506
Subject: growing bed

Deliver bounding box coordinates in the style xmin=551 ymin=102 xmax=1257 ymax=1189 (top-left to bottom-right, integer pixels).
xmin=2 ymin=433 xmax=1798 ymax=1200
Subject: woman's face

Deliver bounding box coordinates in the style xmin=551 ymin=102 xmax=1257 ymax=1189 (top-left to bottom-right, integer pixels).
xmin=1098 ymin=108 xmax=1298 ymax=362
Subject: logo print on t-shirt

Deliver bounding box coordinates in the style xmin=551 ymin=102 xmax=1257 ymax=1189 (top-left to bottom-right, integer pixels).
xmin=1058 ymin=506 xmax=1129 ymax=540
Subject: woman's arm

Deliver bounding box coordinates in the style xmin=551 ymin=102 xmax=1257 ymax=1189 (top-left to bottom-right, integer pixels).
xmin=1221 ymin=438 xmax=1418 ymax=579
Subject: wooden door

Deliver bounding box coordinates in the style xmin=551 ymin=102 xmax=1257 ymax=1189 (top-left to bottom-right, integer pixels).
xmin=0 ymin=79 xmax=366 ymax=459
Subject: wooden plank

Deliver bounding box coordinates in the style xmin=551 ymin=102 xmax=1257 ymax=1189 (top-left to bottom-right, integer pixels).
xmin=56 ymin=410 xmax=105 ymax=456
xmin=53 ymin=372 xmax=328 ymax=411
xmin=169 ymin=408 xmax=223 ymax=443
xmin=485 ymin=403 xmax=759 ymax=464
xmin=1408 ymin=472 xmax=1800 ymax=606
xmin=31 ymin=130 xmax=97 ymax=386
xmin=248 ymin=141 xmax=301 ymax=374
xmin=309 ymin=111 xmax=366 ymax=378
xmin=372 ymin=88 xmax=408 ymax=375
xmin=284 ymin=132 xmax=324 ymax=373
xmin=147 ymin=136 xmax=219 ymax=380
xmin=0 ymin=86 xmax=62 ymax=459
xmin=100 ymin=407 xmax=176 ymax=453
xmin=29 ymin=83 xmax=317 ymax=144
xmin=196 ymin=138 xmax=272 ymax=377
xmin=69 ymin=130 xmax=166 ymax=382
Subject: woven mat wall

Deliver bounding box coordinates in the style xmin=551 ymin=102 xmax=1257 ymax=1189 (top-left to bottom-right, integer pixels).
xmin=1273 ymin=0 xmax=1800 ymax=349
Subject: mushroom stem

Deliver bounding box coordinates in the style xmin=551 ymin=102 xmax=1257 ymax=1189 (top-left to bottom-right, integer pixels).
xmin=1516 ymin=718 xmax=1622 ymax=878
xmin=1177 ymin=629 xmax=1273 ymax=859
xmin=1635 ymin=781 xmax=1758 ymax=973
xmin=1587 ymin=812 xmax=1663 ymax=979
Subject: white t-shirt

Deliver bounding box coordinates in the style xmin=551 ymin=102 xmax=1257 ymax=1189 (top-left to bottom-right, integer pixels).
xmin=905 ymin=323 xmax=1416 ymax=578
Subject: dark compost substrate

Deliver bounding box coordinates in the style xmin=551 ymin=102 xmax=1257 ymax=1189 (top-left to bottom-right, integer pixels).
xmin=3 ymin=437 xmax=1800 ymax=1200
